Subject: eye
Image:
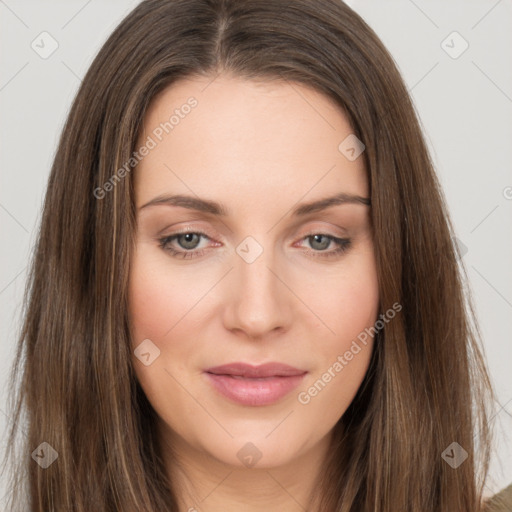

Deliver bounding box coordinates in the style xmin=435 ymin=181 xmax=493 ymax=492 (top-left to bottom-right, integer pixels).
xmin=158 ymin=231 xmax=213 ymax=259
xmin=297 ymin=234 xmax=352 ymax=259
xmin=157 ymin=231 xmax=352 ymax=260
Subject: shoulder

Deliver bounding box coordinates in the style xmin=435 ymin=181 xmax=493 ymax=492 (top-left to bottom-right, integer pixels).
xmin=482 ymin=483 xmax=512 ymax=512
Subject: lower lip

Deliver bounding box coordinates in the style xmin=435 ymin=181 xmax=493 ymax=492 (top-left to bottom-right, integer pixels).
xmin=204 ymin=372 xmax=306 ymax=406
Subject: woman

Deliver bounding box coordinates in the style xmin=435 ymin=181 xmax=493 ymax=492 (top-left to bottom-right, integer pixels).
xmin=3 ymin=0 xmax=499 ymax=510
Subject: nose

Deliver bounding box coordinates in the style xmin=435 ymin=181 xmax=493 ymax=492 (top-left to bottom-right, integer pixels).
xmin=221 ymin=242 xmax=293 ymax=340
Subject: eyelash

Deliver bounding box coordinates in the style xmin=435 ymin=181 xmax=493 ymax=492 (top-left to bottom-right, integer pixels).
xmin=157 ymin=231 xmax=352 ymax=260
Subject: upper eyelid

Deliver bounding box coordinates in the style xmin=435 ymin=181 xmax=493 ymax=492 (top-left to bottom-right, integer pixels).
xmin=161 ymin=220 xmax=351 ymax=239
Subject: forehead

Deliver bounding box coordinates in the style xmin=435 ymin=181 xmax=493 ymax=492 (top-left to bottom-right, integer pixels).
xmin=134 ymin=75 xmax=368 ymax=210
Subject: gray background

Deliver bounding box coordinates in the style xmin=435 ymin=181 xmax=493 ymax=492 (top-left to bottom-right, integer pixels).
xmin=1 ymin=0 xmax=511 ymax=506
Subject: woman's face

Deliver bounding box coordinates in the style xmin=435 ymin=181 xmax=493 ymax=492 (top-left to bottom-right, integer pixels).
xmin=129 ymin=74 xmax=379 ymax=469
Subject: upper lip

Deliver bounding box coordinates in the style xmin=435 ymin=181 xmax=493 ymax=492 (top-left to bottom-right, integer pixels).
xmin=205 ymin=362 xmax=307 ymax=378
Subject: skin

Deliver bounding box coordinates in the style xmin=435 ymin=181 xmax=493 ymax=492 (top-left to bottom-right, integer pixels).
xmin=128 ymin=74 xmax=380 ymax=512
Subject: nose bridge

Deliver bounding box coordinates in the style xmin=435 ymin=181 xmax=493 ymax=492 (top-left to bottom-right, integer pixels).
xmin=224 ymin=235 xmax=290 ymax=337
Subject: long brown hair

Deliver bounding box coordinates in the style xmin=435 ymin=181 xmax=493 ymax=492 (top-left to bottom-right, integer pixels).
xmin=2 ymin=0 xmax=495 ymax=510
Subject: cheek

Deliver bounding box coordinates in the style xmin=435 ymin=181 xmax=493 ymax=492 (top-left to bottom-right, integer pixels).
xmin=310 ymin=249 xmax=380 ymax=348
xmin=128 ymin=246 xmax=199 ymax=342
xmin=297 ymin=249 xmax=379 ymax=415
xmin=128 ymin=248 xmax=193 ymax=420
xmin=127 ymin=246 xmax=188 ymax=396
xmin=128 ymin=267 xmax=172 ymax=342
xmin=331 ymin=274 xmax=379 ymax=345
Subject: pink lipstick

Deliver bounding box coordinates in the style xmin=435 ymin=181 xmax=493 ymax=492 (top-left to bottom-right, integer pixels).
xmin=204 ymin=362 xmax=307 ymax=406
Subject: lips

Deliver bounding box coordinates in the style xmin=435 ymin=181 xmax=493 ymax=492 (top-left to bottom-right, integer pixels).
xmin=204 ymin=362 xmax=307 ymax=406
xmin=205 ymin=362 xmax=306 ymax=378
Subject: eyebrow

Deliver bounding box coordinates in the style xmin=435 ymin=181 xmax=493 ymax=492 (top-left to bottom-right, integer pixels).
xmin=139 ymin=192 xmax=371 ymax=216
